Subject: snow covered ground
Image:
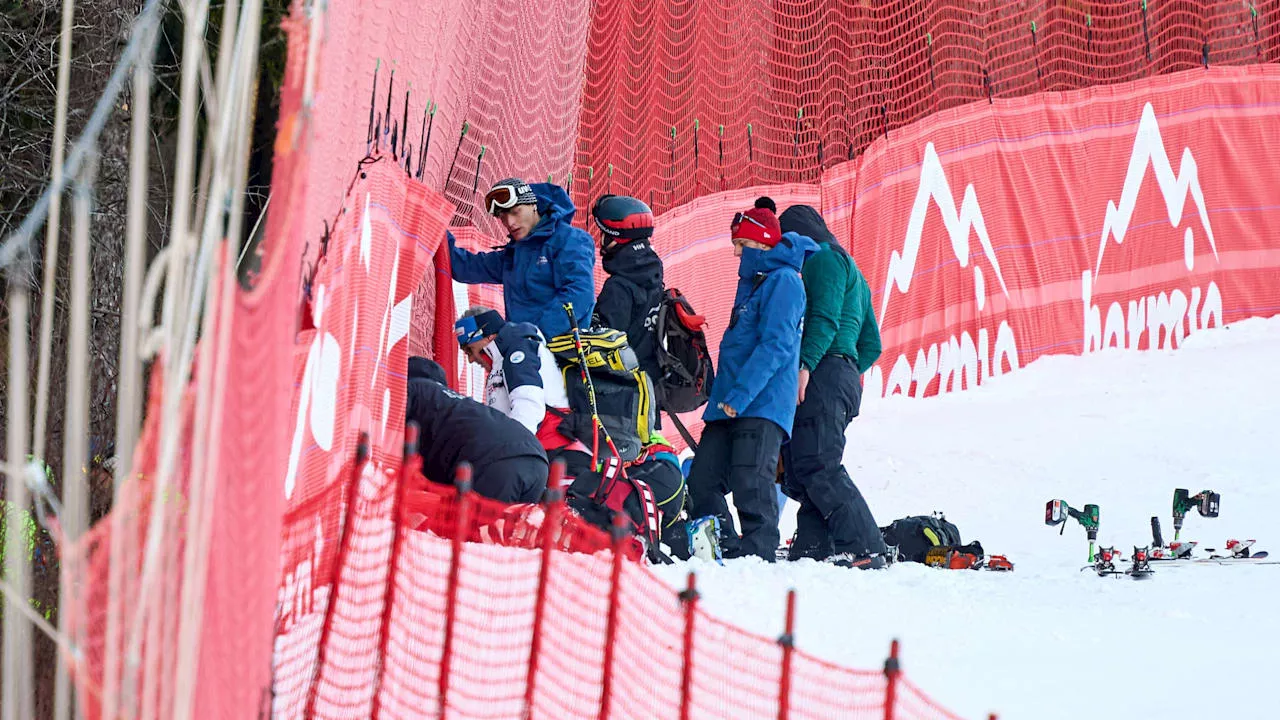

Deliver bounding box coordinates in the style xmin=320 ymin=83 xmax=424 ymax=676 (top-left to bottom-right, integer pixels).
xmin=652 ymin=316 xmax=1280 ymax=720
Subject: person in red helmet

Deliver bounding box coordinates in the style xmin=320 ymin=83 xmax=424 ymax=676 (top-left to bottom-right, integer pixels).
xmin=590 ymin=194 xmax=664 ymax=384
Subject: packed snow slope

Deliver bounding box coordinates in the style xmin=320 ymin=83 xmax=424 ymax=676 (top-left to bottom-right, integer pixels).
xmin=653 ymin=315 xmax=1280 ymax=720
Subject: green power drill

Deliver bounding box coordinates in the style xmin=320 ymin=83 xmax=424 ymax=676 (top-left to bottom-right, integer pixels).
xmin=1046 ymin=499 xmax=1101 ymax=561
xmin=1172 ymin=488 xmax=1219 ymax=541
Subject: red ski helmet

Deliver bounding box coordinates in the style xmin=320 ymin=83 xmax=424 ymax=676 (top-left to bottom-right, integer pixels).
xmin=591 ymin=194 xmax=654 ymax=250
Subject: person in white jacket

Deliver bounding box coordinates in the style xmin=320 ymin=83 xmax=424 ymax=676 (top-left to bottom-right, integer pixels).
xmin=455 ymin=306 xmax=721 ymax=564
xmin=455 ymin=306 xmax=579 ymax=454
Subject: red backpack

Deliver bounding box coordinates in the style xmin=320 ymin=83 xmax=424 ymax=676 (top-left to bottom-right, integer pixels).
xmin=653 ymin=288 xmax=714 ymax=413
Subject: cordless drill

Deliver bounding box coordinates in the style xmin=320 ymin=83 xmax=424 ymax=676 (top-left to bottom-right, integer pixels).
xmin=1046 ymin=500 xmax=1101 ymax=561
xmin=1172 ymin=488 xmax=1219 ymax=541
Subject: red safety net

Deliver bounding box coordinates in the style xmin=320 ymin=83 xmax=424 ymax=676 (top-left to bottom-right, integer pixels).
xmin=634 ymin=68 xmax=1280 ymax=423
xmin=66 ymin=236 xmax=295 ymax=717
xmin=58 ymin=0 xmax=1280 ymax=715
xmin=574 ymin=0 xmax=1280 ymax=215
xmin=290 ymin=0 xmax=593 ymax=255
xmin=266 ymin=153 xmax=958 ymax=719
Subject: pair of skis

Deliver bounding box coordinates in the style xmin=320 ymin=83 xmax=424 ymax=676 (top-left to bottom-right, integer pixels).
xmin=1147 ymin=538 xmax=1274 ymax=566
xmin=1148 ymin=509 xmax=1274 ymax=565
xmin=1047 ymin=490 xmax=1277 ymax=578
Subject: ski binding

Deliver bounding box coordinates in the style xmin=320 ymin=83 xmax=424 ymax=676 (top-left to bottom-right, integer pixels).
xmin=1086 ymin=546 xmax=1153 ymax=579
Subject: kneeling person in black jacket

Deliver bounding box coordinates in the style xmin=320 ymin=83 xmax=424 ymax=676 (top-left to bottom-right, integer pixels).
xmin=405 ymin=356 xmax=548 ymax=504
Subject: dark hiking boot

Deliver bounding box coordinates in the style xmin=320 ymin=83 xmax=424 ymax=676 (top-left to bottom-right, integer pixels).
xmin=827 ymin=552 xmax=887 ymax=570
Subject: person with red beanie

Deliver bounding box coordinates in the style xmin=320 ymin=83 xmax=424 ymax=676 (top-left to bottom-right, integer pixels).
xmin=684 ymin=197 xmax=818 ymax=562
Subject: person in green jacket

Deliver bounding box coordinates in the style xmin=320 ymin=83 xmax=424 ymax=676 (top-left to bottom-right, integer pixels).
xmin=777 ymin=204 xmax=888 ymax=569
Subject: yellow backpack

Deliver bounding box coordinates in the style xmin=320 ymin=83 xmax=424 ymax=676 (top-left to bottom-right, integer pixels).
xmin=547 ymin=327 xmax=656 ymax=462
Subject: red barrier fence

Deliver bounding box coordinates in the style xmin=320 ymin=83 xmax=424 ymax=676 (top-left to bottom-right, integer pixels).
xmin=272 ymin=26 xmax=1276 ymax=720
xmin=645 ymin=66 xmax=1280 ymax=439
xmin=575 ymin=0 xmax=1280 ymax=216
xmin=842 ymin=66 xmax=1280 ymax=401
xmin=283 ymin=0 xmax=1280 ymax=249
xmin=57 ymin=0 xmax=1280 ymax=714
xmin=261 ymin=153 xmax=971 ymax=719
xmin=276 ymin=425 xmax=965 ymax=720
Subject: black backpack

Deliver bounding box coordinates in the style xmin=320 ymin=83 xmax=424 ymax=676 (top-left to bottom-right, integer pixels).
xmin=653 ymin=288 xmax=714 ymax=414
xmin=546 ymin=327 xmax=657 ymax=463
xmin=880 ymin=514 xmax=964 ymax=564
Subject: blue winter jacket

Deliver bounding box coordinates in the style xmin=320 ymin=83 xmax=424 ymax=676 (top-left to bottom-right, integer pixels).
xmin=703 ymin=232 xmax=819 ymax=438
xmin=449 ymin=183 xmax=596 ymax=339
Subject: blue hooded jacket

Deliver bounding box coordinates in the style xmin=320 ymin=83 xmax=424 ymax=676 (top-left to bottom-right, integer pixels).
xmin=703 ymin=232 xmax=819 ymax=438
xmin=449 ymin=183 xmax=596 ymax=339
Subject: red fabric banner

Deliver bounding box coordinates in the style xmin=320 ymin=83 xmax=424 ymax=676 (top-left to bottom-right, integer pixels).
xmin=843 ymin=66 xmax=1280 ymax=400
xmin=275 ymin=157 xmax=450 ymax=716
xmin=648 ymin=67 xmax=1280 ymax=428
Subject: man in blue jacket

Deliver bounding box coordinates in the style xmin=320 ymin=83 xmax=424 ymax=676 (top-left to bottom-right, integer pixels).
xmin=448 ymin=178 xmax=597 ymax=340
xmin=685 ymin=197 xmax=818 ymax=562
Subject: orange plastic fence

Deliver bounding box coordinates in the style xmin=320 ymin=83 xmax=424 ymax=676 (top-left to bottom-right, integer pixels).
xmin=275 ymin=427 xmax=964 ymax=720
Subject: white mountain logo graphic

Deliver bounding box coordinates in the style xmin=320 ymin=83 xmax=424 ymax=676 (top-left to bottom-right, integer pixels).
xmin=1093 ymin=101 xmax=1217 ymax=280
xmin=1082 ymin=101 xmax=1223 ymax=355
xmin=880 ymin=142 xmax=1009 ymax=322
xmin=866 ymin=141 xmax=1020 ymax=401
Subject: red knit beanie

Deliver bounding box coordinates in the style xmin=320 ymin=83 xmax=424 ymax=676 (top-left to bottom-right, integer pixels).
xmin=730 ymin=196 xmax=782 ymax=248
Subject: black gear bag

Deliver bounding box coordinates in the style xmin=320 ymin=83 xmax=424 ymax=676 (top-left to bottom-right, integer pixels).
xmin=880 ymin=513 xmax=964 ymax=564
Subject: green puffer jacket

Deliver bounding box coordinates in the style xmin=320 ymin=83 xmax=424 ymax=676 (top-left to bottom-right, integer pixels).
xmin=780 ymin=204 xmax=882 ymax=374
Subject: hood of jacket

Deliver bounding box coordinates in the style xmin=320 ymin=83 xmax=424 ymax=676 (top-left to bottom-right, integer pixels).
xmin=521 ymin=183 xmax=578 ymax=244
xmin=601 ymin=239 xmax=663 ymax=290
xmin=778 ymin=204 xmax=839 ymax=246
xmin=737 ymin=231 xmax=820 ymax=280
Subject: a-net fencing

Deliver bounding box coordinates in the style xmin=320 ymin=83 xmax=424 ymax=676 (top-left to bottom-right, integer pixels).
xmin=56 ymin=0 xmax=1280 ymax=718
xmin=291 ymin=0 xmax=1278 ymax=246
xmin=272 ymin=159 xmax=962 ymax=719
xmin=575 ymin=0 xmax=1278 ymax=215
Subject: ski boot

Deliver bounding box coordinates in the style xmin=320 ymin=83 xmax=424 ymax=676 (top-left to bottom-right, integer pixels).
xmin=827 ymin=552 xmax=888 ymax=570
xmin=687 ymin=515 xmax=723 ymax=565
xmin=776 ymin=532 xmax=795 ymax=561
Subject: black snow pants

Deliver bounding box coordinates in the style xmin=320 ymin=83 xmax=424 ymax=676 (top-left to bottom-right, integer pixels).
xmin=472 ymin=454 xmax=549 ymax=504
xmin=781 ymin=355 xmax=887 ymax=561
xmin=687 ymin=417 xmax=785 ymax=562
xmin=629 ymin=458 xmax=693 ymax=559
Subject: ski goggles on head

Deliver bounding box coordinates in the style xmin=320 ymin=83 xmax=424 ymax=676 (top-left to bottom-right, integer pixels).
xmin=484 ymin=183 xmax=536 ymax=215
xmin=454 ymin=310 xmax=506 ymax=347
xmin=730 ymin=211 xmax=767 ymax=233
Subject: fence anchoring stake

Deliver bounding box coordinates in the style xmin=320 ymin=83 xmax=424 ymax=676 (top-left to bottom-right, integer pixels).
xmin=678 ymin=572 xmax=698 ymax=720
xmin=883 ymin=639 xmax=901 ymax=720
xmin=777 ymin=589 xmax=796 ymax=720
xmin=437 ymin=462 xmax=475 ymax=720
